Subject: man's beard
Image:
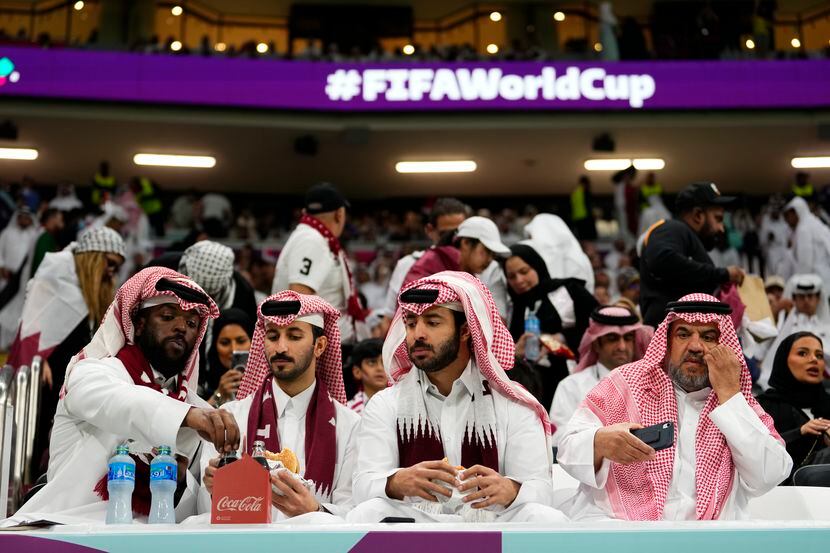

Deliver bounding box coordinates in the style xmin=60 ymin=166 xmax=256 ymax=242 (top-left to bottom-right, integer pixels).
xmin=667 ymin=358 xmax=711 ymax=392
xmin=699 ymin=224 xmax=719 ymax=250
xmin=269 ymin=348 xmax=314 ymax=382
xmin=137 ymin=331 xmax=193 ymax=379
xmin=408 ymin=332 xmax=461 ymax=374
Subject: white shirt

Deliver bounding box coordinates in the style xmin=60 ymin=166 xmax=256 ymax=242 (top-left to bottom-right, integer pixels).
xmin=479 ymin=260 xmax=509 ymax=320
xmin=197 ymin=378 xmax=360 ymax=519
xmin=10 ymin=357 xmax=204 ymax=524
xmin=384 ymin=251 xmax=422 ymax=313
xmin=273 ymin=223 xmax=353 ymax=342
xmin=557 ymin=388 xmax=792 ymax=521
xmin=549 ymin=363 xmax=611 ymax=446
xmin=352 ymin=362 xmax=554 ymax=509
xmin=200 ymin=193 xmax=232 ymax=224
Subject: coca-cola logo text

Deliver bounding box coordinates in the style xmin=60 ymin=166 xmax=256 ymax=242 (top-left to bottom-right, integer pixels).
xmin=216 ymin=495 xmax=264 ymax=512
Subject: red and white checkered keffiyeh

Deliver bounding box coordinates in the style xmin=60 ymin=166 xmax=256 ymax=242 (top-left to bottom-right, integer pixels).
xmin=61 ymin=267 xmax=219 ymax=400
xmin=583 ymin=293 xmax=781 ymax=520
xmin=237 ymin=291 xmax=347 ymax=404
xmin=574 ymin=306 xmax=654 ymax=373
xmin=384 ymin=270 xmax=551 ymax=434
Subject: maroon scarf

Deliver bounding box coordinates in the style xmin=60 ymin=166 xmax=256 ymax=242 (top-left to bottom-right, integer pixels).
xmin=93 ymin=345 xmax=188 ymax=516
xmin=299 ymin=214 xmax=367 ymax=323
xmin=246 ymin=375 xmax=338 ymax=498
xmin=398 ymin=379 xmax=499 ymax=472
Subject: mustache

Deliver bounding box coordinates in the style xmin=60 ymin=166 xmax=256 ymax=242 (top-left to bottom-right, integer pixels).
xmin=683 ymin=353 xmax=705 ymax=364
xmin=410 ymin=340 xmax=433 ymax=351
xmin=270 ymin=353 xmax=294 ymax=363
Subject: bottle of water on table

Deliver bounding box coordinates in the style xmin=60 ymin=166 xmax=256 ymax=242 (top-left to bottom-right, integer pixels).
xmin=524 ymin=311 xmax=541 ymax=362
xmin=106 ymin=444 xmax=135 ymax=524
xmin=148 ymin=445 xmax=177 ymax=524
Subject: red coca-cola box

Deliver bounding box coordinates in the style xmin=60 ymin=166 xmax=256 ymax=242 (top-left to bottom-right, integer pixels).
xmin=211 ymin=454 xmax=272 ymax=524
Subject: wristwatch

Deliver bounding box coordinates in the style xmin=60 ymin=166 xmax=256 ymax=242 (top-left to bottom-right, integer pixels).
xmin=213 ymin=391 xmax=224 ymax=406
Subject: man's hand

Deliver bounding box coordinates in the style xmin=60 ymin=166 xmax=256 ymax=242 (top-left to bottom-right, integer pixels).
xmin=203 ymin=456 xmax=220 ymax=495
xmin=215 ymin=369 xmax=243 ymax=402
xmin=726 ymin=266 xmax=745 ymax=285
xmin=182 ymin=407 xmax=240 ymax=453
xmin=703 ymin=344 xmax=742 ymax=404
xmin=270 ymin=470 xmax=320 ymax=517
xmin=385 ymin=459 xmax=457 ymax=502
xmin=593 ymin=422 xmax=655 ymax=471
xmin=41 ymin=359 xmax=53 ymax=390
xmin=800 ymin=418 xmax=830 ymax=436
xmin=458 ymin=465 xmax=521 ymax=509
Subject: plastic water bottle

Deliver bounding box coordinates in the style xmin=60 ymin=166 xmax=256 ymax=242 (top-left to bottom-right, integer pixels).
xmin=524 ymin=312 xmax=541 ymax=362
xmin=148 ymin=445 xmax=177 ymax=524
xmin=106 ymin=444 xmax=135 ymax=525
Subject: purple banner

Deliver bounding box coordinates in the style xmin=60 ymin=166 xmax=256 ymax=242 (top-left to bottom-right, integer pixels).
xmin=1 ymin=46 xmax=830 ymax=111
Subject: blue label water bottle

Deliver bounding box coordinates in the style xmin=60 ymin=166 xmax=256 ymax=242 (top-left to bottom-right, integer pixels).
xmin=524 ymin=312 xmax=541 ymax=361
xmin=148 ymin=445 xmax=177 ymax=524
xmin=106 ymin=444 xmax=135 ymax=524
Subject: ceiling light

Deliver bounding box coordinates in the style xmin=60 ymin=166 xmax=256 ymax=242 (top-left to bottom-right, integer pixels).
xmin=170 ymin=40 xmax=182 ymax=52
xmin=554 ymin=11 xmax=566 ymax=22
xmin=792 ymin=156 xmax=830 ymax=169
xmin=133 ymin=153 xmax=216 ymax=168
xmin=791 ymin=38 xmax=801 ymax=48
xmin=745 ymin=39 xmax=755 ymax=49
xmin=256 ymin=42 xmax=268 ymax=54
xmin=584 ymin=159 xmax=632 ymax=171
xmin=0 ymin=147 xmax=38 ymax=160
xmin=73 ymin=1 xmax=84 ymax=11
xmin=633 ymin=158 xmax=666 ymax=170
xmin=594 ymin=42 xmax=603 ymax=52
xmin=402 ymin=44 xmax=415 ymax=55
xmin=490 ymin=11 xmax=502 ymax=22
xmin=486 ymin=43 xmax=499 ymax=55
xmin=171 ymin=5 xmax=183 ymax=16
xmin=214 ymin=42 xmax=226 ymax=52
xmin=395 ymin=161 xmax=477 ymax=174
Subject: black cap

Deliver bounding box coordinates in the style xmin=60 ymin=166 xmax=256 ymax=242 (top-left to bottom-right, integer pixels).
xmin=675 ymin=182 xmax=735 ymax=213
xmin=304 ymin=182 xmax=350 ymax=214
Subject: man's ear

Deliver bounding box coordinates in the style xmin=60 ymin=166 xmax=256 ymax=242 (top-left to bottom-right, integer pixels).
xmin=133 ymin=313 xmax=147 ymax=338
xmin=314 ymin=334 xmax=328 ymax=358
xmin=459 ymin=321 xmax=471 ymax=343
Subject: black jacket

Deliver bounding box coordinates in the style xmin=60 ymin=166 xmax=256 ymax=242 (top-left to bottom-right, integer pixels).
xmin=757 ymin=392 xmax=827 ymax=483
xmin=639 ymin=219 xmax=728 ymax=326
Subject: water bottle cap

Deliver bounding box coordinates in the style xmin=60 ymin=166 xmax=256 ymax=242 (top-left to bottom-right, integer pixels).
xmin=253 ymin=440 xmax=265 ymax=448
xmin=156 ymin=445 xmax=172 ymax=456
xmin=114 ymin=444 xmax=130 ymax=455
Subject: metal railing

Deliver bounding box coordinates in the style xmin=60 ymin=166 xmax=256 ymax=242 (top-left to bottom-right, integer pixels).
xmin=0 ymin=365 xmax=14 ymax=520
xmin=11 ymin=365 xmax=28 ymax=514
xmin=23 ymin=357 xmax=42 ymax=488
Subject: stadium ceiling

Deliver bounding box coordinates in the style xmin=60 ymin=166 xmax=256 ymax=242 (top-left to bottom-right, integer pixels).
xmin=1 ymin=99 xmax=829 ymax=198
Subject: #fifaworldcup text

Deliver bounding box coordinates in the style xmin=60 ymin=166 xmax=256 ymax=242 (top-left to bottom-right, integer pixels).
xmin=325 ymin=66 xmax=656 ymax=108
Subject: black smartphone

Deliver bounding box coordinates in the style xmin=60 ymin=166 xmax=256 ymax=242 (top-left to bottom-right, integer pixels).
xmin=630 ymin=421 xmax=674 ymax=451
xmin=379 ymin=517 xmax=415 ymax=523
xmin=231 ymin=350 xmax=249 ymax=372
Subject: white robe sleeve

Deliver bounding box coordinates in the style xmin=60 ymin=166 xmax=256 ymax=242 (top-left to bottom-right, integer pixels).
xmin=501 ymin=399 xmax=555 ymax=508
xmin=707 ymin=393 xmax=793 ymax=495
xmin=323 ymin=407 xmax=360 ymax=516
xmin=63 ymin=359 xmax=194 ymax=453
xmin=794 ymin=227 xmax=815 ymax=274
xmin=351 ymin=388 xmax=402 ymax=503
xmin=556 ymin=406 xmax=611 ymax=489
xmin=549 ymin=377 xmax=582 ymax=447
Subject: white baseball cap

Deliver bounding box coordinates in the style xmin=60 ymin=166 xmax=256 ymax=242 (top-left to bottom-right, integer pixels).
xmin=455 ymin=216 xmax=511 ymax=257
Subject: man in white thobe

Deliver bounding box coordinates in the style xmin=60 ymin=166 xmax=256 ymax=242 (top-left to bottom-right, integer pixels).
xmin=5 ymin=268 xmax=240 ymax=526
xmin=557 ymin=293 xmax=791 ymax=521
xmin=549 ymin=306 xmax=652 ymax=446
xmin=199 ymin=292 xmax=359 ymax=521
xmin=348 ymin=271 xmax=567 ymax=523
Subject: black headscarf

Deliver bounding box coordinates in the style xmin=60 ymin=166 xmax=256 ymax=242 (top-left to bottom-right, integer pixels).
xmin=504 ymin=243 xmax=598 ymax=345
xmin=203 ymin=308 xmax=255 ymax=395
xmin=766 ymin=331 xmax=830 ymax=418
